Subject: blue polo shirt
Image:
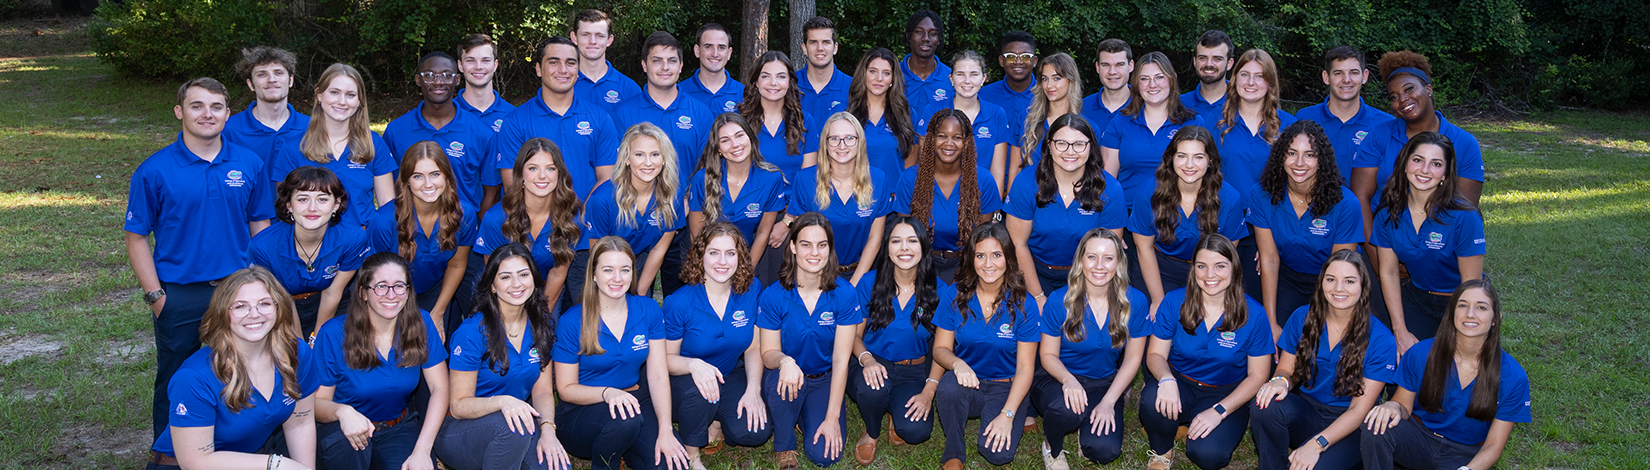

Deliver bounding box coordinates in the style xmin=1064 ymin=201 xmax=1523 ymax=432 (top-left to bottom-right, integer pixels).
xmin=1151 ymin=289 xmax=1273 ymax=386
xmin=860 ymin=112 xmax=915 ymax=181
xmin=151 ymin=344 xmax=318 ymax=457
xmin=268 ymin=132 xmax=397 ymax=229
xmin=125 ymin=136 xmax=275 ymax=284
xmin=1004 ymin=171 xmax=1128 ymax=266
xmin=687 ymin=164 xmax=788 ymax=243
xmin=582 ymin=180 xmax=686 ymax=253
xmin=787 ymin=167 xmax=892 ymax=265
xmin=1080 ymin=92 xmax=1131 ymax=137
xmin=900 ymin=55 xmax=955 ymax=122
xmin=679 ymin=69 xmax=746 ymax=115
xmin=917 ymin=98 xmax=1014 ymax=169
xmin=857 ymin=271 xmax=947 ymax=362
xmin=1243 ymin=186 xmax=1365 ymax=274
xmin=755 ymin=111 xmax=820 ymax=182
xmin=1126 ymin=182 xmax=1249 ymax=260
xmin=455 ymin=89 xmax=517 ymax=134
xmin=1278 ymin=307 xmax=1397 ymax=408
xmin=383 ymin=103 xmax=495 ymax=208
xmin=313 ymin=310 xmax=447 ymax=421
xmin=978 ymin=78 xmax=1036 ymax=141
xmin=248 ymin=222 xmax=370 ymax=295
xmin=800 ymin=67 xmax=852 ymax=123
xmin=223 ymin=102 xmax=311 ymax=168
xmin=1180 ymin=83 xmax=1227 ymax=126
xmin=664 ymin=284 xmax=762 ymax=375
xmin=1370 ymin=207 xmax=1486 ymax=294
xmin=1293 ymin=99 xmax=1394 ymax=181
xmin=575 ymin=61 xmax=642 ymax=114
xmin=487 ymin=93 xmax=620 ymax=199
xmin=1351 ymin=112 xmax=1485 ymax=209
xmin=1041 ymin=286 xmax=1152 ymax=380
xmin=615 ymin=90 xmax=716 ymax=185
xmin=1217 ymin=111 xmax=1299 ymax=195
xmin=473 ymin=204 xmax=563 ymax=277
xmin=891 ymin=166 xmax=1003 ymax=251
xmin=757 ymin=277 xmax=865 ymax=375
xmin=1398 ymin=338 xmax=1532 ymax=445
xmin=1100 ymin=113 xmax=1207 ymax=212
xmin=448 ymin=314 xmax=546 ymax=400
xmin=934 ymin=285 xmax=1041 ymax=382
xmin=367 ymin=201 xmax=480 ymax=294
xmin=553 ymin=295 xmax=666 ymax=389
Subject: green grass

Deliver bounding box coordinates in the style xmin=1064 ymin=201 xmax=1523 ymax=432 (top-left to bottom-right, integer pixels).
xmin=2 ymin=16 xmax=1647 ymax=469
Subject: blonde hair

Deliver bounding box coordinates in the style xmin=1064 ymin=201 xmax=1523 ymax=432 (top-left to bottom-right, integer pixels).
xmin=1020 ymin=53 xmax=1085 ymax=154
xmin=814 ymin=112 xmax=875 ymax=210
xmin=300 ymin=63 xmax=375 ymax=165
xmin=612 ymin=122 xmax=681 ymax=230
xmin=200 ymin=267 xmax=303 ymax=412
xmin=579 ymin=236 xmax=636 ymax=355
xmin=1060 ymin=229 xmax=1134 ymax=348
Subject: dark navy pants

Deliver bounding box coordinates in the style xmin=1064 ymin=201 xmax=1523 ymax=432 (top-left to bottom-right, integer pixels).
xmin=432 ymin=410 xmax=552 ymax=470
xmin=1033 ymin=262 xmax=1071 ymax=298
xmin=762 ymin=368 xmax=846 ymax=467
xmin=317 ymin=415 xmax=422 ymax=470
xmin=1139 ymin=375 xmax=1250 ymax=469
xmin=555 ymin=385 xmax=667 ymax=470
xmin=1239 ymin=235 xmax=1264 ymax=303
xmin=658 ymin=232 xmax=690 ymax=297
xmin=848 ymin=355 xmax=935 ymax=443
xmin=1401 ymin=279 xmax=1452 ymax=340
xmin=1031 ymin=371 xmax=1126 ymax=464
xmin=669 ymin=367 xmax=772 ymax=448
xmin=1250 ymin=392 xmax=1362 ymax=470
xmin=559 ymin=249 xmax=591 ymax=315
xmin=935 ymin=371 xmax=1028 ymax=466
xmin=151 ymin=281 xmax=217 ymax=437
xmin=1360 ymin=416 xmax=1482 ymax=470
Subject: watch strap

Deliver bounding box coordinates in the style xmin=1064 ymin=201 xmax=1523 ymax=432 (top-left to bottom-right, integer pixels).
xmin=1212 ymin=403 xmax=1227 ymax=416
xmin=1315 ymin=435 xmax=1330 ymax=449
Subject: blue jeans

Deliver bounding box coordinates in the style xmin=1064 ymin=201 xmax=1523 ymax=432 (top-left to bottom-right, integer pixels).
xmin=1250 ymin=392 xmax=1361 ymax=470
xmin=317 ymin=415 xmax=422 ymax=470
xmin=669 ymin=367 xmax=772 ymax=448
xmin=1031 ymin=371 xmax=1125 ymax=464
xmin=848 ymin=355 xmax=935 ymax=443
xmin=762 ymin=368 xmax=846 ymax=467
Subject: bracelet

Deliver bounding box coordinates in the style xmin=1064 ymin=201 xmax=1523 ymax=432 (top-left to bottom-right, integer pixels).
xmin=1158 ymin=377 xmax=1176 ymax=385
xmin=925 ymin=378 xmax=940 ymax=384
xmin=857 ymin=351 xmax=872 ymax=364
xmin=267 ymin=454 xmax=276 ymax=470
xmin=601 ymin=387 xmax=614 ymax=401
xmin=1269 ymin=376 xmax=1290 ymax=388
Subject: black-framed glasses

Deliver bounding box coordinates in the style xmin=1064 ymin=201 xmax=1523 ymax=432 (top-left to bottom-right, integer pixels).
xmin=1051 ymin=140 xmax=1091 ymax=153
xmin=827 ymin=136 xmax=860 ymax=147
xmin=417 ymin=72 xmax=459 ymax=84
xmin=371 ymin=283 xmax=410 ymax=296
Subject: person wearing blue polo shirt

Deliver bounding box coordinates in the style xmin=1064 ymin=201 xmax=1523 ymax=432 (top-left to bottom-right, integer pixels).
xmin=368 ymin=142 xmax=480 ymax=338
xmin=1180 ymin=30 xmax=1234 ymax=126
xmin=1251 ymin=250 xmax=1396 ymax=470
xmin=1370 ymin=133 xmax=1484 ymax=353
xmin=933 ymin=223 xmax=1041 ymax=469
xmin=847 ymin=215 xmax=945 ymax=464
xmin=1011 ymin=53 xmax=1086 ymax=182
xmin=489 ymin=36 xmax=621 ymax=202
xmin=569 ymin=10 xmax=641 ymax=114
xmin=901 ymin=11 xmax=955 ymax=118
xmin=476 ymin=138 xmax=582 ymax=316
xmin=1031 ymin=229 xmax=1150 ymax=467
xmin=978 ymin=31 xmax=1037 ymax=145
xmin=126 ymin=77 xmax=275 ymax=438
xmin=738 ymin=51 xmax=820 ymax=183
xmin=268 ymin=63 xmax=396 ymax=230
xmin=786 ymin=113 xmax=889 ymax=284
xmin=848 ymin=47 xmax=920 ymax=180
xmin=1081 ymin=39 xmax=1134 ymax=142
xmin=799 ymin=17 xmax=851 ymax=121
xmin=553 ymin=237 xmax=690 ymax=470
xmin=224 ymin=46 xmax=310 ymax=169
xmin=663 ymin=223 xmax=774 ymax=467
xmin=1293 ymin=46 xmax=1394 ymax=182
xmin=758 ymin=213 xmax=863 ymax=469
xmin=1246 ymin=121 xmax=1366 ymax=329
xmin=456 ymin=33 xmax=516 ymax=213
xmin=1007 ymin=115 xmax=1128 ymax=303
xmin=583 ymin=123 xmax=685 ymax=300
xmin=314 ymin=253 xmax=449 ymax=470
xmin=679 ymin=24 xmax=745 ymax=115
xmin=1361 ymin=279 xmax=1529 ymax=470
xmin=617 ymin=31 xmax=716 ymax=186
xmin=384 ymin=52 xmax=494 ymax=210
xmin=1100 ymin=51 xmax=1206 ymax=214
xmin=1215 ymin=49 xmax=1298 ymax=197
xmin=686 ymin=114 xmax=787 ymax=284
xmin=433 ymin=243 xmax=569 ymax=470
xmin=893 ymin=110 xmax=1002 ymax=283
xmin=1129 ymin=126 xmax=1249 ymax=310
xmin=1140 ymin=234 xmax=1273 ymax=470
xmin=147 ymin=267 xmax=317 ymax=470
xmin=250 ymin=167 xmax=368 ymax=336
xmin=917 ymin=50 xmax=1012 ymax=192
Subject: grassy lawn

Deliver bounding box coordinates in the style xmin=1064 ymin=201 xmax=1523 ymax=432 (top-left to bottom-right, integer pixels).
xmin=1 ymin=16 xmax=1645 ymax=469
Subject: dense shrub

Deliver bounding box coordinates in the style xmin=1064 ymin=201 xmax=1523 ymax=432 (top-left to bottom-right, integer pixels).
xmin=89 ymin=0 xmax=280 ymax=81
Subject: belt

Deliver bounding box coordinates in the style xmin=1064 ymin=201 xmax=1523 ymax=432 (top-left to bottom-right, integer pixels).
xmin=291 ymin=291 xmax=318 ymax=300
xmin=838 ymin=262 xmax=858 ymax=274
xmin=893 ymin=357 xmax=926 ymax=366
xmin=1158 ymin=250 xmax=1192 ymax=264
xmin=932 ymin=249 xmax=961 ymax=259
xmin=620 ymin=384 xmax=640 ymax=392
xmin=1040 ymin=262 xmax=1071 ymax=270
xmin=149 ymin=450 xmax=179 ymax=466
xmin=1172 ymin=371 xmax=1221 ymax=388
xmin=986 ymin=377 xmax=1012 ymax=383
xmin=373 ymin=408 xmax=411 ymax=431
xmin=805 ymin=372 xmax=828 ymax=379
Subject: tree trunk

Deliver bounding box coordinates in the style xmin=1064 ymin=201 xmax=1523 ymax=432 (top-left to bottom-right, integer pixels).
xmin=789 ymin=0 xmax=816 ymax=71
xmin=741 ymin=0 xmax=771 ymax=82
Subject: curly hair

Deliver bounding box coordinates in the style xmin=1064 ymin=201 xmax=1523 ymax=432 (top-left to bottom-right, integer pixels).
xmin=678 ymin=221 xmax=757 ymax=294
xmin=953 ymin=222 xmax=1028 ymax=324
xmin=394 ymin=141 xmax=462 ymax=261
xmin=911 ymin=109 xmax=982 ymax=242
xmin=738 ymin=51 xmax=809 ymax=155
xmin=1179 ymin=234 xmax=1248 ymax=334
xmin=849 ymin=48 xmax=918 ymax=160
xmin=1035 ymin=114 xmax=1110 ymax=211
xmin=1060 ymin=228 xmax=1133 ymax=348
xmin=867 ymin=214 xmax=939 ymax=333
xmin=1376 ymin=50 xmax=1432 ymax=83
xmin=275 ymin=166 xmax=348 ymax=226
xmin=696 ymin=113 xmax=779 ymax=223
xmin=502 ymin=138 xmax=581 ymax=267
xmin=1292 ymin=249 xmax=1374 ymax=398
xmin=200 ymin=267 xmax=303 ymax=412
xmin=1150 ymin=125 xmax=1224 ymax=246
xmin=1374 ymin=132 xmax=1474 ymax=228
xmin=1219 ymin=49 xmax=1284 ymax=144
xmin=1258 ymin=120 xmax=1343 ymax=216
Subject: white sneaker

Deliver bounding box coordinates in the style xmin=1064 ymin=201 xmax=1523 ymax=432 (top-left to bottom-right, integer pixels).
xmin=1041 ymin=441 xmax=1070 ymax=470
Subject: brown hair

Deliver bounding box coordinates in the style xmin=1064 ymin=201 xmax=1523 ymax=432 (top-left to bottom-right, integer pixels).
xmin=1418 ymin=279 xmax=1504 ymax=421
xmin=236 ymin=46 xmax=297 ymax=79
xmin=697 ymin=113 xmax=779 ymax=221
xmin=1291 ymin=250 xmax=1374 ymax=398
xmin=176 ymin=77 xmax=230 ymax=107
xmin=1258 ymin=120 xmax=1343 ymax=215
xmin=1179 ymin=234 xmax=1248 ymax=334
xmin=1219 ymin=49 xmax=1284 ymax=143
xmin=1374 ymin=132 xmax=1474 ymax=228
xmin=849 ymin=47 xmax=916 ymax=159
xmin=199 ymin=267 xmax=303 ymax=412
xmin=503 ymin=138 xmax=581 ymax=267
xmin=1021 ymin=53 xmax=1085 ymax=153
xmin=678 ymin=221 xmax=757 ymax=294
xmin=1150 ymin=125 xmax=1224 ymax=246
xmin=778 ymin=212 xmax=839 ymax=291
xmin=911 ymin=109 xmax=983 ymax=242
xmin=300 ymin=63 xmax=375 ymax=165
xmin=275 ymin=166 xmax=349 ymax=226
xmin=1121 ymin=52 xmax=1198 ymax=124
xmin=952 ymin=222 xmax=1028 ymax=324
xmin=738 ymin=51 xmax=809 ymax=155
xmin=471 ymin=243 xmax=556 ymax=375
xmin=394 ymin=141 xmax=462 ymax=260
xmin=344 ymin=253 xmax=430 ymax=370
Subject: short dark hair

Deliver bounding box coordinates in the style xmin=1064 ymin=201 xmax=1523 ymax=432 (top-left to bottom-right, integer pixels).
xmin=643 ymin=31 xmax=682 ymax=60
xmin=1001 ymin=30 xmax=1036 ymax=52
xmin=906 ymin=10 xmax=944 ymax=38
xmin=1322 ymin=45 xmax=1367 ymax=71
xmin=802 ymin=16 xmax=835 ymax=42
xmin=1196 ymin=30 xmax=1234 ymax=56
xmin=236 ymin=46 xmax=297 ymax=79
xmin=1096 ymin=38 xmax=1133 ymax=61
xmin=418 ymin=51 xmax=456 ymax=68
xmin=457 ymin=33 xmax=497 ymax=58
xmin=176 ymin=77 xmax=230 ymax=106
xmin=695 ymin=23 xmax=730 ymax=46
xmin=275 ymin=166 xmax=349 ymax=226
xmin=572 ymin=9 xmax=611 ymax=34
xmin=535 ymin=36 xmax=577 ymax=63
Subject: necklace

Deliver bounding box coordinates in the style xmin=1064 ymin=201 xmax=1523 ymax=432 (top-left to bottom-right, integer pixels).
xmin=293 ymin=229 xmax=320 ymax=273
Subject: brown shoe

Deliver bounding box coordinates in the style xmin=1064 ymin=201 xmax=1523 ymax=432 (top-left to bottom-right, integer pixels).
xmin=854 ymin=434 xmax=878 ymax=465
xmin=1146 ymin=450 xmax=1174 ymax=470
xmin=1023 ymin=416 xmax=1039 ymax=434
xmin=776 ymin=450 xmax=799 ymax=470
xmin=887 ymin=416 xmax=907 ymax=446
xmin=941 ymin=458 xmax=964 ymax=470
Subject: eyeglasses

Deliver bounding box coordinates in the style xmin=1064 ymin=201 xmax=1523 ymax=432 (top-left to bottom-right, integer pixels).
xmin=826 ymin=136 xmax=860 ymax=147
xmin=371 ymin=283 xmax=410 ymax=296
xmin=1051 ymin=140 xmax=1091 ymax=153
xmin=230 ymin=300 xmax=277 ymax=317
xmin=1001 ymin=53 xmax=1036 ymax=64
xmin=417 ymin=72 xmax=459 ymax=84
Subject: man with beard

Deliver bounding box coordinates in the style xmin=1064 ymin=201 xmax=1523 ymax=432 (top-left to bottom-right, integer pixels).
xmin=1081 ymin=38 xmax=1135 ymax=134
xmin=679 ymin=23 xmax=746 ymax=115
xmin=224 ymin=46 xmax=309 ymax=168
xmin=1179 ymin=30 xmax=1234 ymax=125
xmin=384 ymin=52 xmax=494 ymax=209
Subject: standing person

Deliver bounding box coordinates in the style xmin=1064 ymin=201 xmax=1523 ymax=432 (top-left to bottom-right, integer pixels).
xmin=1010 ymin=53 xmax=1085 ymax=182
xmin=847 ymin=215 xmax=945 ymax=464
xmin=1031 ymin=229 xmax=1150 ymax=468
xmin=570 ymin=9 xmax=641 ymax=114
xmin=1246 ymin=121 xmax=1365 ymax=329
xmin=1360 ymin=279 xmax=1530 ymax=470
xmin=893 ymin=109 xmax=1002 ymax=283
xmin=455 ymin=33 xmax=517 ymax=212
xmin=384 ymin=52 xmax=494 ymax=210
xmin=685 ymin=114 xmax=787 ymax=283
xmin=1140 ymin=234 xmax=1274 ymax=470
xmin=679 ymin=23 xmax=746 ymax=115
xmin=798 ymin=16 xmax=851 ymax=121
xmin=1251 ymin=250 xmax=1397 ymax=470
xmin=757 ymin=213 xmax=862 ymax=470
xmin=1129 ymin=127 xmax=1249 ymax=311
xmin=128 ymin=77 xmax=275 ymax=436
xmin=738 ymin=51 xmax=819 ymax=182
xmin=146 ymin=266 xmax=317 ymax=470
xmin=901 ymin=10 xmax=955 ymax=114
xmin=368 ymin=142 xmax=480 ymax=338
xmin=552 ymin=236 xmax=691 ymax=470
xmin=663 ymin=222 xmax=775 ymax=469
xmin=932 ymin=223 xmax=1041 ymax=469
xmin=250 ymin=167 xmax=368 ymax=337
xmin=1005 ymin=114 xmax=1127 ymax=304
xmin=917 ymin=50 xmax=1013 ymax=193
xmin=1352 ymin=50 xmax=1485 ymax=219
xmin=1180 ymin=30 xmax=1235 ymax=126
xmin=1217 ymin=48 xmax=1298 ymax=196
xmin=488 ymin=36 xmax=621 ymax=202
xmin=582 ymin=123 xmax=685 ymax=299
xmin=313 ymin=253 xmax=450 ymax=470
xmin=224 ymin=46 xmax=309 ymax=168
xmin=1370 ymin=133 xmax=1484 ymax=352
xmin=847 ymin=47 xmax=919 ymax=180
xmin=785 ymin=113 xmax=890 ymax=284
xmin=1100 ymin=52 xmax=1206 ymax=214
xmin=1080 ymin=39 xmax=1134 ymax=138
xmin=1293 ymin=46 xmax=1395 ymax=182
xmin=433 ymin=243 xmax=570 ymax=470
xmin=476 ymin=138 xmax=581 ymax=315
xmin=268 ymin=63 xmax=396 ymax=230
xmin=978 ymin=31 xmax=1038 ymax=144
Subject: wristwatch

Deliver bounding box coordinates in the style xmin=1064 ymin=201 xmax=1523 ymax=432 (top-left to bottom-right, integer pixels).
xmin=1212 ymin=403 xmax=1228 ymax=417
xmin=1003 ymin=409 xmax=1015 ymax=419
xmin=143 ymin=288 xmax=166 ymax=305
xmin=1315 ymin=435 xmax=1330 ymax=450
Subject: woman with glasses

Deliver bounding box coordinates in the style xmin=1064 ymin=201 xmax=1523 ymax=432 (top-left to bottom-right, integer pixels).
xmin=250 ymin=166 xmax=367 ymax=337
xmin=1005 ymin=114 xmax=1127 ymax=306
xmin=786 ymin=112 xmax=891 ymax=284
xmin=1100 ymin=52 xmax=1206 ymax=216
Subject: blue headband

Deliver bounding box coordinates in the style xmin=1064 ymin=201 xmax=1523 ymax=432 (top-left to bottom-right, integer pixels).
xmin=1387 ymin=66 xmax=1431 ymax=85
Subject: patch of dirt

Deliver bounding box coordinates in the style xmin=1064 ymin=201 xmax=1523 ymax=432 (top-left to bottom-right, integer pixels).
xmin=99 ymin=331 xmax=152 ymax=364
xmin=0 ymin=330 xmax=63 ymax=365
xmin=50 ymin=423 xmax=149 ymax=466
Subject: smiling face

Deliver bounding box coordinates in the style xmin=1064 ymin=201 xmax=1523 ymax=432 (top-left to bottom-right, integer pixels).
xmin=642 ymin=45 xmax=682 ymax=90
xmin=804 ymin=28 xmax=837 ymax=69
xmin=757 ymin=60 xmax=791 ymax=102
xmin=416 ymin=56 xmax=458 ymax=105
xmin=1192 ymin=249 xmax=1234 ymax=297
xmin=287 ymin=189 xmax=339 ymax=230
xmin=1039 ymin=64 xmax=1069 ymax=103
xmin=1283 ymin=134 xmax=1318 ymax=187
xmin=702 ymin=235 xmax=739 ymax=285
xmin=227 ymin=281 xmax=278 ymax=344
xmin=1452 ymin=287 xmax=1495 ymax=338
xmin=521 ymin=151 xmax=559 ymax=198
xmin=1322 ymin=57 xmax=1367 ymax=102
xmin=247 ymin=62 xmax=293 ymax=103
xmin=1233 ymin=60 xmax=1269 ymax=104
xmin=1095 ymin=51 xmax=1132 ymax=92
xmin=492 ymin=256 xmax=534 ymax=307
xmin=908 ymin=17 xmax=940 ymax=59
xmin=951 ymin=58 xmax=985 ymax=98
xmin=535 ymin=43 xmax=580 ymax=95
xmin=593 ymin=250 xmax=633 ymax=300
xmin=572 ymin=20 xmax=613 ymax=62
xmin=175 ymin=86 xmax=229 ymax=141
xmin=460 ymin=44 xmax=498 ymax=89
xmin=971 ymin=237 xmax=1007 ymax=285
xmin=1319 ymin=260 xmax=1362 ymax=311
xmin=1386 ymin=74 xmax=1432 ymax=122
xmin=1080 ymin=236 xmax=1121 ymax=289
xmin=931 ymin=117 xmax=967 ymax=164
xmin=825 ymin=118 xmax=860 ymax=166
xmin=1049 ymin=127 xmax=1090 ymax=173
xmin=1136 ymin=63 xmax=1171 ymax=106
xmin=317 ymin=75 xmax=362 ymax=123
xmin=790 ymin=225 xmax=831 ymax=275
xmin=886 ymin=223 xmax=923 ymax=271
xmin=408 ymin=158 xmax=448 ymax=205
xmin=1172 ymin=139 xmax=1211 ymax=185
xmin=1193 ymin=43 xmax=1232 ymax=85
xmin=999 ymin=41 xmax=1035 ymax=82
xmin=865 ymin=57 xmax=895 ymax=97
xmin=694 ymin=29 xmax=732 ymax=74
xmin=364 ymin=263 xmax=411 ymax=321
xmin=1403 ymin=143 xmax=1447 ymax=192
xmin=626 ymin=135 xmax=664 ymax=185
xmin=716 ymin=122 xmax=752 ymax=164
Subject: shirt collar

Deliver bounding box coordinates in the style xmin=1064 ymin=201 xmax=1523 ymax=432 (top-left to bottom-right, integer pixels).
xmin=900 ymin=55 xmax=950 ymax=83
xmin=526 ymin=93 xmax=579 ymax=118
xmin=579 ymin=61 xmax=621 ymax=85
xmin=167 ymin=133 xmax=235 ymax=167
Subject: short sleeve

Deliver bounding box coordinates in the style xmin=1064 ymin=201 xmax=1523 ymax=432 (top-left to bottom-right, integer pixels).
xmin=1100 ymin=119 xmax=1124 ymax=149
xmin=1352 ymin=132 xmax=1382 ymax=169
xmin=663 ymin=292 xmax=690 ymax=341
xmin=1497 ymin=359 xmax=1533 ymax=423
xmin=785 ymin=176 xmax=811 ymax=216
xmin=245 ymin=160 xmax=276 ymax=222
xmin=248 ymin=240 xmax=276 ymax=273
xmin=1151 ymin=294 xmax=1183 ymax=340
xmin=551 ymin=309 xmax=583 ymax=364
xmin=338 ymin=229 xmax=369 ymax=272
xmin=1331 ymin=196 xmax=1365 ymax=245
xmin=1368 ymin=211 xmax=1393 ymax=249
xmin=642 ymin=300 xmax=668 ymax=339
xmin=1125 ymin=288 xmax=1153 ymax=338
xmin=933 ymin=286 xmax=960 ymax=331
xmin=1396 ymin=341 xmax=1427 ymax=392
xmin=447 ymin=326 xmax=484 ymax=372
xmin=1242 ymin=298 xmax=1275 ymax=355
xmin=456 ymin=211 xmax=480 ymax=248
xmin=756 ymin=284 xmax=786 ymax=331
xmin=592 ymin=115 xmax=620 ymax=167
xmin=421 ymin=311 xmax=448 ymax=368
xmin=1453 ymin=132 xmax=1486 ymax=182
xmin=686 ymin=171 xmax=708 ymax=212
xmin=297 ymin=343 xmax=320 ymax=396
xmin=165 ymin=366 xmax=219 ymax=428
xmin=1097 ymin=175 xmax=1128 ymax=230
xmin=1039 ymin=292 xmax=1067 ymax=338
xmin=978 ymin=175 xmax=1003 ymax=214
xmin=891 ymin=170 xmax=915 ymax=214
xmin=485 ymin=117 xmax=525 ymax=187
xmin=1217 ymin=185 xmax=1250 ymax=241
xmin=761 ymin=171 xmax=790 ymax=213
xmin=366 ymin=208 xmax=397 ymax=254
xmin=661 ymin=199 xmax=688 ymax=232
xmin=801 ymin=113 xmax=821 ymax=155
xmin=123 ymin=166 xmax=157 ymax=235
xmin=1004 ymin=172 xmax=1037 ymax=221
xmin=1127 ymin=196 xmax=1158 ymax=238
xmin=1277 ymin=306 xmax=1308 ymax=356
xmin=583 ymin=193 xmax=617 ymax=241
xmin=1243 ymin=189 xmax=1272 ymax=230
xmin=1454 ymin=211 xmax=1487 ymax=258
xmin=1364 ymin=323 xmax=1398 ymax=385
xmin=1015 ymin=301 xmax=1042 ymax=343
xmin=314 ymin=324 xmax=344 ymax=387
xmin=369 ymin=133 xmax=397 ymax=176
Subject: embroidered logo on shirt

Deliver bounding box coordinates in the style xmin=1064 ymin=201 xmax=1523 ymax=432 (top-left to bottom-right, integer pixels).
xmin=605 ymin=90 xmax=622 ymax=103
xmin=1168 ymin=128 xmax=1180 ymax=139
xmin=1078 ymin=208 xmax=1095 ymax=216
xmin=830 ymin=100 xmax=842 ymax=109
xmin=1216 ymin=331 xmax=1238 ymax=348
xmin=175 ymin=403 xmax=188 ymax=416
xmin=934 ymin=89 xmax=947 ymax=100
xmin=856 ymin=206 xmax=874 ymax=217
xmin=996 ymin=323 xmax=1014 ymax=339
xmin=731 ymin=310 xmax=749 ymax=327
xmin=323 ymin=265 xmax=340 ymax=279
xmin=648 ymin=211 xmax=661 ymax=227
xmin=528 ymin=348 xmax=541 ymax=363
xmin=348 ymin=162 xmax=368 ymax=170
xmin=1309 ymin=218 xmax=1331 ymax=236
xmin=676 ymin=115 xmax=694 ymax=130
xmin=977 ymin=126 xmax=992 ymax=139
xmin=576 ymin=121 xmax=594 ymax=136
xmin=446 ymin=141 xmax=466 ymax=159
xmin=724 ymin=102 xmax=738 ymax=112
xmin=453 ymin=346 xmax=462 ymax=356
xmin=1425 ymin=232 xmax=1445 ymax=250
xmin=632 ymin=334 xmax=649 ymax=351
xmin=818 ymin=311 xmax=835 ymax=326
xmin=224 ymin=169 xmax=247 ymax=188
xmin=744 ymin=203 xmax=762 ymax=218
xmin=283 ymin=396 xmax=296 ymax=406
xmin=475 ymin=237 xmax=486 ymax=247
xmin=1353 ymin=130 xmax=1369 ymax=145
xmin=492 ymin=119 xmax=504 ymax=132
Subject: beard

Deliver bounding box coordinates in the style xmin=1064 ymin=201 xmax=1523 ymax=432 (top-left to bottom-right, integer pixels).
xmin=1198 ymin=68 xmax=1226 ymax=85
